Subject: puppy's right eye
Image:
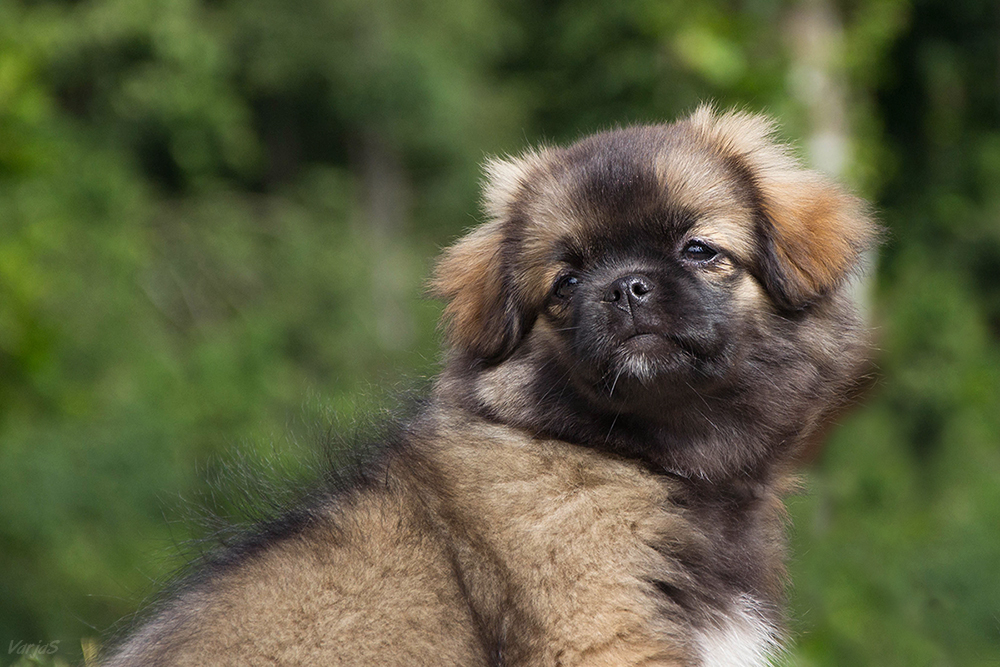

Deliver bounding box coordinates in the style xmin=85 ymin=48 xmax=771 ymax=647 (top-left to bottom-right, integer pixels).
xmin=553 ymin=275 xmax=579 ymax=300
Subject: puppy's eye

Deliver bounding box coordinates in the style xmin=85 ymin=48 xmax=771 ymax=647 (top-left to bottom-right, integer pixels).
xmin=553 ymin=275 xmax=580 ymax=300
xmin=681 ymin=240 xmax=718 ymax=262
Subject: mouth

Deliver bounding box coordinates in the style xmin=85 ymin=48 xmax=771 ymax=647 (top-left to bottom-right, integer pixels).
xmin=576 ymin=325 xmax=729 ymax=402
xmin=623 ymin=332 xmax=665 ymax=351
xmin=604 ymin=334 xmax=694 ymax=387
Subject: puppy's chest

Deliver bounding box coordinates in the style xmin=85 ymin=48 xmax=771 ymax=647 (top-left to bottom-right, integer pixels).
xmin=429 ymin=429 xmax=785 ymax=665
xmin=474 ymin=476 xmax=781 ymax=665
xmin=507 ymin=513 xmax=780 ymax=666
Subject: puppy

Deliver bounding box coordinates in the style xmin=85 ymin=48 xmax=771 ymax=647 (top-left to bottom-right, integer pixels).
xmin=103 ymin=106 xmax=877 ymax=666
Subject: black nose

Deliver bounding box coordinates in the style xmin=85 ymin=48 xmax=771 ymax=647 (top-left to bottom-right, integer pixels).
xmin=603 ymin=274 xmax=653 ymax=312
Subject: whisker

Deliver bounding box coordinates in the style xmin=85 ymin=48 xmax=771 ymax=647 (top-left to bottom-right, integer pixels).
xmin=604 ymin=410 xmax=622 ymax=444
xmin=608 ymin=367 xmax=625 ymax=397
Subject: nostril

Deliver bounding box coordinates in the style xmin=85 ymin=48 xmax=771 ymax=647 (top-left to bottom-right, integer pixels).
xmin=603 ymin=274 xmax=654 ymax=305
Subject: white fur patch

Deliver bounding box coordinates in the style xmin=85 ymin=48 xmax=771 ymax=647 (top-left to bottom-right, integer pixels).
xmin=623 ymin=353 xmax=656 ymax=383
xmin=695 ymin=595 xmax=782 ymax=667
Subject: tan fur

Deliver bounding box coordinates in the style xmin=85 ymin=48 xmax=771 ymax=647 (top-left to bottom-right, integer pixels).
xmin=420 ymin=418 xmax=700 ymax=666
xmin=761 ymin=179 xmax=871 ymax=301
xmin=110 ymin=419 xmax=721 ymax=666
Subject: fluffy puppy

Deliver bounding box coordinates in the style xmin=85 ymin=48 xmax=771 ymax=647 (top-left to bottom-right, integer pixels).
xmin=103 ymin=107 xmax=877 ymax=667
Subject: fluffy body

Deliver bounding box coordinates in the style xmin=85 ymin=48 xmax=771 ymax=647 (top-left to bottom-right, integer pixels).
xmin=104 ymin=107 xmax=877 ymax=666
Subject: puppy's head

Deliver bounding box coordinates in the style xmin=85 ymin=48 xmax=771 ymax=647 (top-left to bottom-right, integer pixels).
xmin=433 ymin=107 xmax=877 ymax=476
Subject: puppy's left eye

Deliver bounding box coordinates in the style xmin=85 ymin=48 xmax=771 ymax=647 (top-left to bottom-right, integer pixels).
xmin=553 ymin=275 xmax=580 ymax=300
xmin=681 ymin=240 xmax=718 ymax=262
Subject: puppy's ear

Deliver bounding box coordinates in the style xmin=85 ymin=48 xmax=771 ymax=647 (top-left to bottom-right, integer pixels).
xmin=689 ymin=106 xmax=879 ymax=310
xmin=430 ymin=155 xmax=537 ymax=361
xmin=753 ymin=173 xmax=876 ymax=310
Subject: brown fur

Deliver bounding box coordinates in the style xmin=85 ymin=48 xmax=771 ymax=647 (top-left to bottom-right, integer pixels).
xmin=104 ymin=106 xmax=877 ymax=666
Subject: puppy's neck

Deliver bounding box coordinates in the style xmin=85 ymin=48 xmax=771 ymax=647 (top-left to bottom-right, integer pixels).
xmin=435 ymin=345 xmax=804 ymax=483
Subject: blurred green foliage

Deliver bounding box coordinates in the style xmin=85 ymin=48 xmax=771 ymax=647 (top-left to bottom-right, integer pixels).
xmin=0 ymin=0 xmax=998 ymax=665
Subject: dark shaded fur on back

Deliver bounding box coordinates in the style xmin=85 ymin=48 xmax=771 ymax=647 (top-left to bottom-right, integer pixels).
xmin=103 ymin=107 xmax=877 ymax=667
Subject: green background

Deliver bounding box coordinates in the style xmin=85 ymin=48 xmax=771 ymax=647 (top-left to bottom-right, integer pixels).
xmin=1 ymin=0 xmax=998 ymax=664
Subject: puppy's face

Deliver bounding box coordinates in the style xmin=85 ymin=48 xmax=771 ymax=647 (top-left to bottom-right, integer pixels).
xmin=535 ymin=184 xmax=754 ymax=416
xmin=433 ymin=107 xmax=876 ymax=477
